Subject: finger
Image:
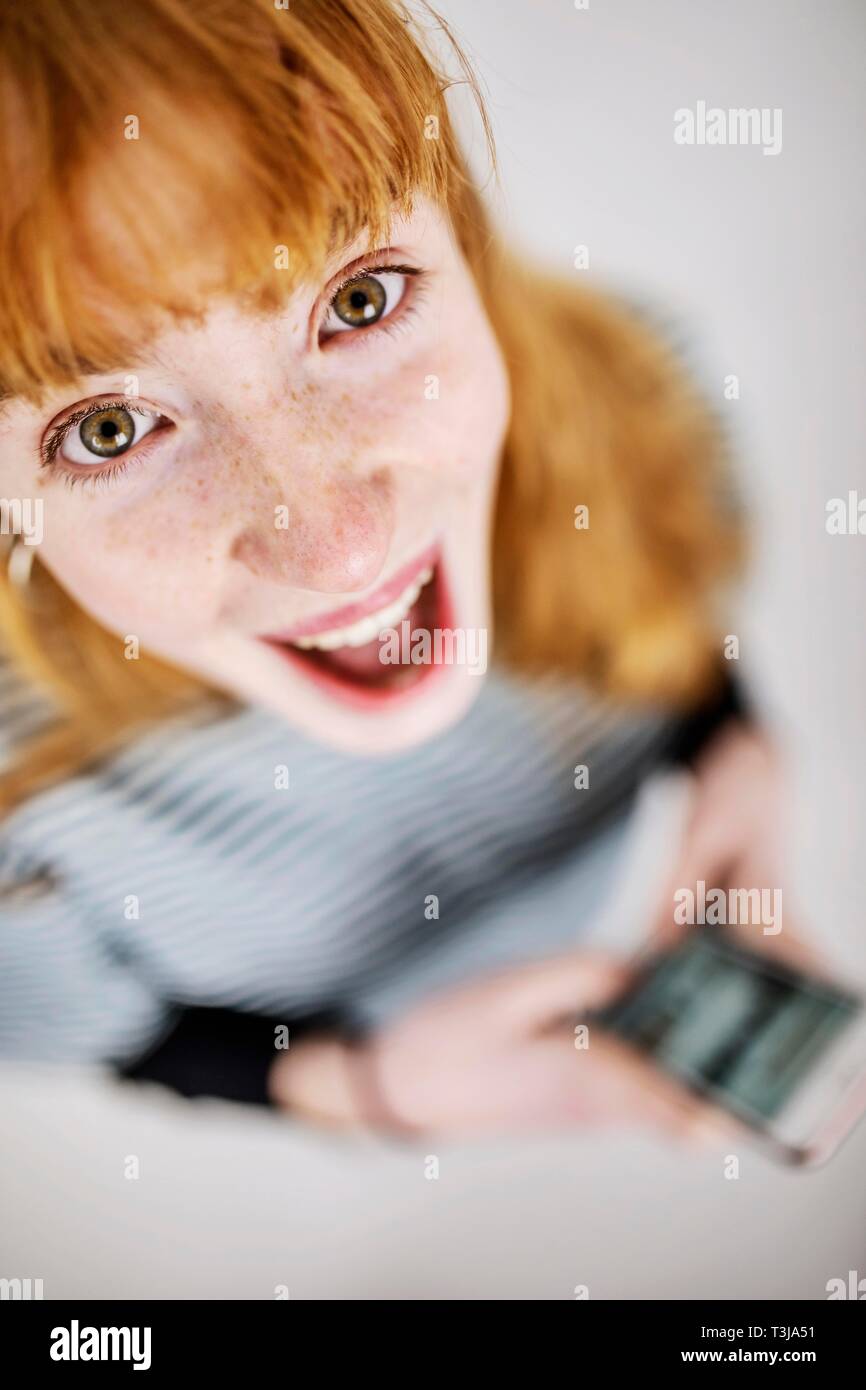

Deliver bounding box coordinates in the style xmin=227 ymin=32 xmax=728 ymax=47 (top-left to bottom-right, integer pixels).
xmin=650 ymin=785 xmax=738 ymax=947
xmin=492 ymin=951 xmax=634 ymax=1034
xmin=650 ymin=726 xmax=779 ymax=946
xmin=718 ymin=846 xmax=825 ymax=973
xmin=585 ymin=1034 xmax=741 ymax=1141
xmin=712 ymin=915 xmax=827 ymax=981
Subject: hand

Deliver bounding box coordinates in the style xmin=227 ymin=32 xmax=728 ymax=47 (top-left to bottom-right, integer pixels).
xmin=270 ymin=951 xmax=734 ymax=1141
xmin=652 ymin=722 xmax=823 ymax=973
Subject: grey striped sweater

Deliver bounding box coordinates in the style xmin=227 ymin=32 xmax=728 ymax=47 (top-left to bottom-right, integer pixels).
xmin=0 ymin=658 xmax=681 ymax=1069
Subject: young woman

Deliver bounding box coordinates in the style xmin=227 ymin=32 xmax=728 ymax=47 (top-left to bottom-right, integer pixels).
xmin=0 ymin=0 xmax=792 ymax=1138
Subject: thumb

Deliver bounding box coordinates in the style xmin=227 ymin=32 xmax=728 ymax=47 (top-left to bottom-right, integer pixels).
xmin=493 ymin=950 xmax=632 ymax=1034
xmin=652 ymin=782 xmax=741 ymax=946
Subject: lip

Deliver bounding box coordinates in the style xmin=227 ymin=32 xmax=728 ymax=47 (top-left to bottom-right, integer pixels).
xmin=261 ymin=549 xmax=456 ymax=712
xmin=260 ymin=541 xmax=440 ymax=643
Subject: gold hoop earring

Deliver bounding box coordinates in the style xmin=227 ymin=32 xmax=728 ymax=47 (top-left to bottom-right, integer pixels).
xmin=1 ymin=535 xmax=37 ymax=591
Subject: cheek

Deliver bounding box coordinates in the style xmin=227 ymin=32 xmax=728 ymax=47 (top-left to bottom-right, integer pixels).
xmin=356 ymin=314 xmax=509 ymax=486
xmin=421 ymin=351 xmax=509 ymax=497
xmin=425 ymin=283 xmax=509 ymax=476
xmin=39 ymin=520 xmax=218 ymax=645
xmin=440 ymin=329 xmax=510 ymax=475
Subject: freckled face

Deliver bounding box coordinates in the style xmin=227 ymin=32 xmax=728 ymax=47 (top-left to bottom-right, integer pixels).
xmin=0 ymin=202 xmax=510 ymax=753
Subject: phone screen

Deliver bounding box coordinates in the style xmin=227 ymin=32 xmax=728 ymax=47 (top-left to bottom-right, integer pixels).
xmin=597 ymin=931 xmax=861 ymax=1123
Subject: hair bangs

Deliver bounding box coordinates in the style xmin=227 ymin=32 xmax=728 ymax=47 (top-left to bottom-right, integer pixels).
xmin=0 ymin=0 xmax=472 ymax=403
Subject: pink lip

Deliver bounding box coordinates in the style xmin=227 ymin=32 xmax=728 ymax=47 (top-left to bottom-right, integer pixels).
xmin=262 ymin=548 xmax=456 ymax=713
xmin=261 ymin=542 xmax=440 ymax=643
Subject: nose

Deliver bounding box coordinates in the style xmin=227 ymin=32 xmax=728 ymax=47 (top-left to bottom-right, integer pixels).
xmin=229 ymin=466 xmax=395 ymax=593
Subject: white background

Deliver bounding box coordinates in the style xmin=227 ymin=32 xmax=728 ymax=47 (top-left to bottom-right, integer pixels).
xmin=440 ymin=0 xmax=866 ymax=975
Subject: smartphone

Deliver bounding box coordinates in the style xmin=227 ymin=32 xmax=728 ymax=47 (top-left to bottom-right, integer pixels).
xmin=594 ymin=929 xmax=866 ymax=1165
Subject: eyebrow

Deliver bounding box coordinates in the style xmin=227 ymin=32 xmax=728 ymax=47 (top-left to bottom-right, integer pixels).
xmin=0 ymin=234 xmax=407 ymax=413
xmin=0 ymin=347 xmax=165 ymax=414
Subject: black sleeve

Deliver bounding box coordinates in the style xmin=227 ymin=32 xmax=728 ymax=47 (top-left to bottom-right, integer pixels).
xmin=661 ymin=670 xmax=750 ymax=769
xmin=116 ymin=1005 xmax=340 ymax=1108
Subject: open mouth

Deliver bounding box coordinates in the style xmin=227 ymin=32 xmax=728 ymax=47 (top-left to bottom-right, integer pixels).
xmin=260 ymin=545 xmax=451 ymax=705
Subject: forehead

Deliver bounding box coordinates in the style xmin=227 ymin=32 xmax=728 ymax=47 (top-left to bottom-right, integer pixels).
xmin=0 ymin=0 xmax=458 ymax=405
xmin=0 ymin=202 xmax=454 ymax=424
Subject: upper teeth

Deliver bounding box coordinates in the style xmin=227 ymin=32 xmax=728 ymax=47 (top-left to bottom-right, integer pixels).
xmin=292 ymin=567 xmax=434 ymax=651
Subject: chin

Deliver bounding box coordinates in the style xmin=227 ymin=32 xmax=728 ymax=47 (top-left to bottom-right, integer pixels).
xmin=188 ymin=540 xmax=494 ymax=757
xmin=262 ymin=658 xmax=489 ymax=757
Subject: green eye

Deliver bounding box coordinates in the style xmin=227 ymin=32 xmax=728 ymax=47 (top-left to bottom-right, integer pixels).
xmin=79 ymin=406 xmax=136 ymax=458
xmin=331 ymin=274 xmax=388 ymax=329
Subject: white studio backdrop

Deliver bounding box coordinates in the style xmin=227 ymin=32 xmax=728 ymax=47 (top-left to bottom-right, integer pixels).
xmin=435 ymin=0 xmax=866 ymax=974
